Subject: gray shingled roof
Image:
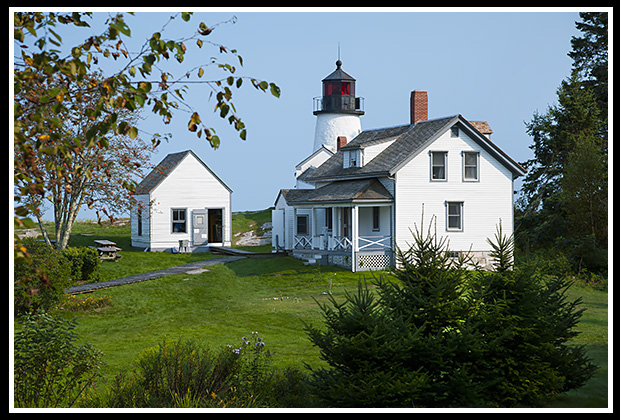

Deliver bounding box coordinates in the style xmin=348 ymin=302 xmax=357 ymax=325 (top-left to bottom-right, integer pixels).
xmin=134 ymin=150 xmax=232 ymax=195
xmin=306 ymin=116 xmax=455 ymax=181
xmin=283 ymin=178 xmax=393 ymax=205
xmin=306 ymin=114 xmax=525 ymax=182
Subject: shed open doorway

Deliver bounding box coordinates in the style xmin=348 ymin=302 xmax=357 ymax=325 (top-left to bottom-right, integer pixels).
xmin=208 ymin=208 xmax=223 ymax=244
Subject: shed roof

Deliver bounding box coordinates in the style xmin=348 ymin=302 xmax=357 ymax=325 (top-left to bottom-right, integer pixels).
xmin=134 ymin=150 xmax=232 ymax=195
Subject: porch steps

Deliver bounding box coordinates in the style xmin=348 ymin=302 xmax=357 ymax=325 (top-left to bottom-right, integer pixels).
xmin=302 ymin=254 xmax=325 ymax=265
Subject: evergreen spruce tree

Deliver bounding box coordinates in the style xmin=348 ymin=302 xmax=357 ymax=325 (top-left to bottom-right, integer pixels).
xmin=467 ymin=241 xmax=597 ymax=406
xmin=305 ymin=216 xmax=483 ymax=407
xmin=305 ymin=218 xmax=596 ymax=408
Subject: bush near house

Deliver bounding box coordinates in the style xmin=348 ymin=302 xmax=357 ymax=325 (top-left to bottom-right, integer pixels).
xmin=305 ymin=223 xmax=597 ymax=408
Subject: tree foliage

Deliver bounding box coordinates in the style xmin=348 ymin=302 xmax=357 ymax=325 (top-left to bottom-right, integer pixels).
xmin=14 ymin=11 xmax=279 ymax=244
xmin=516 ymin=12 xmax=608 ymax=273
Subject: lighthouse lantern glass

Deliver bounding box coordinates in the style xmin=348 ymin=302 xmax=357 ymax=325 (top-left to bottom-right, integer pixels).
xmin=324 ymin=82 xmax=353 ymax=96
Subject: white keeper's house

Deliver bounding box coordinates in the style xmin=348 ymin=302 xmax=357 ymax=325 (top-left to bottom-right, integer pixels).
xmin=130 ymin=149 xmax=232 ymax=252
xmin=272 ymin=59 xmax=525 ymax=271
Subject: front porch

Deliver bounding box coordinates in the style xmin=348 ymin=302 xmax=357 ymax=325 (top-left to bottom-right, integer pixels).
xmin=292 ymin=204 xmax=394 ymax=272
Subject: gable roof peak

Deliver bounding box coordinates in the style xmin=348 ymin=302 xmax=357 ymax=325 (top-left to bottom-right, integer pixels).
xmin=134 ymin=149 xmax=232 ymax=195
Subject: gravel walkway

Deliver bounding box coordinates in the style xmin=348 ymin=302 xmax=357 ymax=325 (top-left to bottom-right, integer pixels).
xmin=65 ymin=256 xmax=244 ymax=294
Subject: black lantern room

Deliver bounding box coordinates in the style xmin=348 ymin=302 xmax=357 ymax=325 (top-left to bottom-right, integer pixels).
xmin=313 ymin=60 xmax=364 ymax=116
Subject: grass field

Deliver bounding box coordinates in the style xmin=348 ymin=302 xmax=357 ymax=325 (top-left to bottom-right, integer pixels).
xmin=55 ymin=256 xmax=369 ymax=380
xmin=20 ymin=216 xmax=609 ymax=408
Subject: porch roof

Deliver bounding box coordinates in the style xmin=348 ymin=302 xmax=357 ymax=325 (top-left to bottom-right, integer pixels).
xmin=283 ymin=178 xmax=393 ymax=206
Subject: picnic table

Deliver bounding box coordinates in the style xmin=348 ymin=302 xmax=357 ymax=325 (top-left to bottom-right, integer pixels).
xmin=91 ymin=239 xmax=122 ymax=261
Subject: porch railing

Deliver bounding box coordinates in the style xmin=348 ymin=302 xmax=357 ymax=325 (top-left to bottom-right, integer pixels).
xmin=294 ymin=234 xmax=392 ymax=251
xmin=331 ymin=236 xmax=353 ymax=251
xmin=358 ymin=235 xmax=392 ymax=251
xmin=294 ymin=235 xmax=312 ymax=250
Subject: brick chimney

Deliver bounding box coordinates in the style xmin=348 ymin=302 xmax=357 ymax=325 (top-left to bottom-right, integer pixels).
xmin=336 ymin=136 xmax=348 ymax=151
xmin=410 ymin=90 xmax=428 ymax=124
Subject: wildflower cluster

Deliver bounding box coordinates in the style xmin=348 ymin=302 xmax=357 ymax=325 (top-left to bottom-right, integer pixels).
xmin=61 ymin=294 xmax=111 ymax=312
xmin=227 ymin=331 xmax=265 ymax=355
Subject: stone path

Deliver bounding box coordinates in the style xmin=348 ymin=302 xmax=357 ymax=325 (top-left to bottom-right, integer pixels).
xmin=65 ymin=256 xmax=244 ymax=294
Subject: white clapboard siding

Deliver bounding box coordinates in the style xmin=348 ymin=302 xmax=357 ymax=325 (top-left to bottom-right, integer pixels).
xmin=394 ymin=127 xmax=514 ymax=253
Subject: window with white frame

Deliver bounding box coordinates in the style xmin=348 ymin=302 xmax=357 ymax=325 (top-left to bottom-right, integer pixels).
xmin=296 ymin=214 xmax=309 ymax=235
xmin=431 ymin=151 xmax=447 ymax=180
xmin=172 ymin=208 xmax=187 ymax=233
xmin=344 ymin=149 xmax=362 ymax=168
xmin=446 ymin=202 xmax=463 ymax=231
xmin=463 ymin=151 xmax=479 ymax=181
xmin=372 ymin=206 xmax=380 ymax=231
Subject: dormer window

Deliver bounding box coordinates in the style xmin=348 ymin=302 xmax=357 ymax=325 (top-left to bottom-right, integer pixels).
xmin=343 ymin=149 xmax=362 ymax=168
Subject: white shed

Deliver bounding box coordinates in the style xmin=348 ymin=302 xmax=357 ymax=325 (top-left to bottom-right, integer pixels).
xmin=130 ymin=150 xmax=232 ymax=252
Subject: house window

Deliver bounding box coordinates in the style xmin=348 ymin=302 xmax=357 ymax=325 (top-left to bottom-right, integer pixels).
xmin=451 ymin=126 xmax=459 ymax=138
xmin=463 ymin=151 xmax=479 ymax=181
xmin=372 ymin=206 xmax=380 ymax=231
xmin=172 ymin=208 xmax=187 ymax=233
xmin=296 ymin=215 xmax=309 ymax=235
xmin=431 ymin=151 xmax=447 ymax=180
xmin=325 ymin=207 xmax=333 ymax=231
xmin=344 ymin=150 xmax=362 ymax=168
xmin=446 ymin=202 xmax=463 ymax=231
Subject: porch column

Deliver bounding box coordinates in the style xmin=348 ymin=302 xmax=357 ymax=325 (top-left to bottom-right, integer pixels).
xmin=293 ymin=207 xmax=297 ymax=237
xmin=311 ymin=207 xmax=317 ymax=249
xmin=331 ymin=206 xmax=337 ymax=250
xmin=352 ymin=204 xmax=359 ymax=272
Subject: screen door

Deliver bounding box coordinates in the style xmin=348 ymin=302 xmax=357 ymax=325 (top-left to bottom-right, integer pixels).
xmin=192 ymin=209 xmax=208 ymax=246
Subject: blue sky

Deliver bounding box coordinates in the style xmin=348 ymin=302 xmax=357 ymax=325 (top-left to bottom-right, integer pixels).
xmin=28 ymin=8 xmax=585 ymax=219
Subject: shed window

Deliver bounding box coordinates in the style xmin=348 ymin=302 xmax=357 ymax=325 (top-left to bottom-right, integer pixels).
xmin=137 ymin=208 xmax=143 ymax=236
xmin=172 ymin=209 xmax=187 ymax=233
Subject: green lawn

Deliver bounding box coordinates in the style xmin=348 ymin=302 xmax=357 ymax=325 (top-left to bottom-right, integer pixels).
xmin=26 ymin=219 xmax=608 ymax=408
xmin=55 ymin=256 xmax=371 ymax=380
xmin=547 ymin=286 xmax=609 ymax=408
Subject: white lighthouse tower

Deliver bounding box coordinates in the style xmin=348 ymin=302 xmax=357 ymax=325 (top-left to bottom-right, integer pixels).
xmin=312 ymin=60 xmax=364 ymax=152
